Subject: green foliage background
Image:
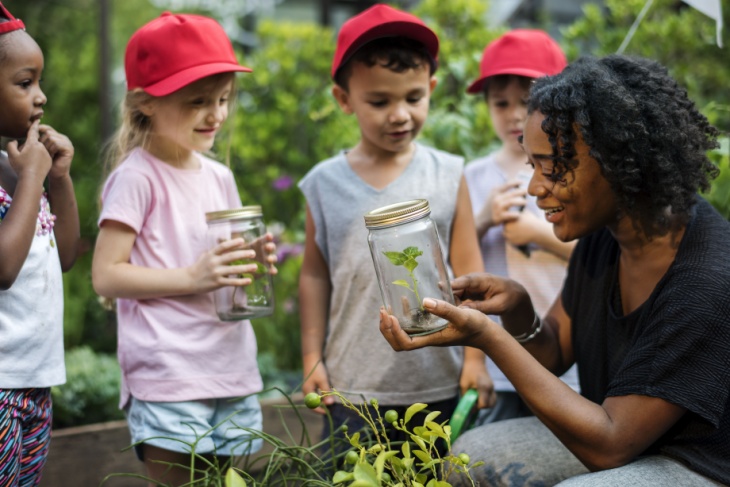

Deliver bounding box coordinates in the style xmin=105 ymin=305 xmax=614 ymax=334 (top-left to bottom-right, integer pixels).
xmin=5 ymin=0 xmax=729 ymax=425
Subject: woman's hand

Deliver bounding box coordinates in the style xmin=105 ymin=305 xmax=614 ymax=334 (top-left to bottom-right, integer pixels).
xmin=379 ymin=298 xmax=495 ymax=352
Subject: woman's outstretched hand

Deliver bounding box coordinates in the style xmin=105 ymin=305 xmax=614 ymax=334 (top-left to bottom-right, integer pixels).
xmin=379 ymin=297 xmax=493 ymax=352
xmin=380 ymin=272 xmax=532 ymax=352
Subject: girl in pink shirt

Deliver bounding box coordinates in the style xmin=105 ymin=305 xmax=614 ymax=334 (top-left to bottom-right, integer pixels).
xmin=91 ymin=12 xmax=276 ymax=486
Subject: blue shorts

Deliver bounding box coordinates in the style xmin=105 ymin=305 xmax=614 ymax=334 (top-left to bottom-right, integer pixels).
xmin=126 ymin=394 xmax=263 ymax=460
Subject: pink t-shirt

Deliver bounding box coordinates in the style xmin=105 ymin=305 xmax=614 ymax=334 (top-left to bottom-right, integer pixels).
xmin=99 ymin=148 xmax=262 ymax=407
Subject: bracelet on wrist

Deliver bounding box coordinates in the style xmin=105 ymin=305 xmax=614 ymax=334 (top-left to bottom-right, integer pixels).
xmin=511 ymin=313 xmax=543 ymax=343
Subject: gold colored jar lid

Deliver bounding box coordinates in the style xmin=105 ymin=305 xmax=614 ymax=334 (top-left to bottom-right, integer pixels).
xmin=206 ymin=205 xmax=262 ymax=222
xmin=364 ymin=199 xmax=431 ymax=229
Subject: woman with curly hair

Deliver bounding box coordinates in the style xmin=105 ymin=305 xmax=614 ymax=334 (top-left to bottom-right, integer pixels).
xmin=380 ymin=54 xmax=729 ymax=486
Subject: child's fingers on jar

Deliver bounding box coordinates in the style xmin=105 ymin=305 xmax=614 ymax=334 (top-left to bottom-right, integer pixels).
xmin=214 ymin=237 xmax=246 ymax=254
xmin=220 ymin=249 xmax=257 ymax=265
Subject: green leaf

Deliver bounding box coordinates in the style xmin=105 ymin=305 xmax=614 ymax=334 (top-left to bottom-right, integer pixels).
xmin=349 ymin=432 xmax=361 ymax=448
xmin=333 ymin=470 xmax=353 ymax=484
xmin=353 ymin=462 xmax=379 ymax=486
xmin=413 ymin=450 xmax=432 ymax=465
xmin=404 ymin=403 xmax=428 ymax=425
xmin=403 ymin=257 xmax=419 ymax=273
xmin=403 ymin=246 xmax=423 ymax=258
xmin=383 ymin=251 xmax=408 ymax=266
xmin=225 ymin=468 xmax=247 ymax=487
xmin=374 ymin=450 xmax=399 ymax=476
xmin=424 ymin=411 xmax=441 ymax=424
xmin=401 ymin=441 xmax=411 ymax=459
xmin=409 ymin=434 xmax=427 ymax=452
xmin=426 ymin=421 xmax=445 ymax=435
xmin=392 ymin=279 xmax=413 ymax=290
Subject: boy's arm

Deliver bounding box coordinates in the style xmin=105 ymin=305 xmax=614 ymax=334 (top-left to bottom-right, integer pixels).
xmin=450 ymin=175 xmax=496 ymax=409
xmin=299 ymin=205 xmax=334 ymax=413
xmin=41 ymin=124 xmax=80 ymax=271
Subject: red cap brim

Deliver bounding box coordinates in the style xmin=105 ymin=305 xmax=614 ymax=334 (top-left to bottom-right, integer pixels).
xmin=138 ymin=63 xmax=252 ymax=97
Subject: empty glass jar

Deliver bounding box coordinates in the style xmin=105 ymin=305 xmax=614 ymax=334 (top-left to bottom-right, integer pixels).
xmin=206 ymin=206 xmax=274 ymax=321
xmin=364 ymin=199 xmax=454 ymax=336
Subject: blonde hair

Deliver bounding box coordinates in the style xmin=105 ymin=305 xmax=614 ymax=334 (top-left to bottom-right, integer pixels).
xmin=102 ymin=89 xmax=154 ymax=179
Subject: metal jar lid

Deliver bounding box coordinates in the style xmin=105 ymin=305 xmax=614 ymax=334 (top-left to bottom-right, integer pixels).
xmin=364 ymin=199 xmax=431 ymax=229
xmin=206 ymin=205 xmax=262 ymax=223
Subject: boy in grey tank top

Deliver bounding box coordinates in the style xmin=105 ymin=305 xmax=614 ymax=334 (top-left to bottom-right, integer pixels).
xmin=298 ymin=4 xmax=494 ymax=453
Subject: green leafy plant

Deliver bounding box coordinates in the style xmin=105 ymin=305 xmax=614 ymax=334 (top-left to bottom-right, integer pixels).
xmin=105 ymin=388 xmax=480 ymax=486
xmin=307 ymin=390 xmax=480 ymax=486
xmin=383 ymin=247 xmax=425 ymax=309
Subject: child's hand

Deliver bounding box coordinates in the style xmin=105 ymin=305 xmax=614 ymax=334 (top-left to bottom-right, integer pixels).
xmin=489 ymin=180 xmax=527 ymax=226
xmin=261 ymin=232 xmax=279 ymax=276
xmin=475 ymin=180 xmax=527 ymax=234
xmin=302 ymin=362 xmax=334 ymax=415
xmin=503 ymin=210 xmax=541 ymax=247
xmin=5 ymin=119 xmax=52 ymax=182
xmin=188 ymin=238 xmax=261 ymax=293
xmin=39 ymin=124 xmax=74 ymax=180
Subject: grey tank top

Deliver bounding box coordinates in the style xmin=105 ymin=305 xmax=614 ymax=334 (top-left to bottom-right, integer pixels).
xmin=299 ymin=143 xmax=464 ymax=405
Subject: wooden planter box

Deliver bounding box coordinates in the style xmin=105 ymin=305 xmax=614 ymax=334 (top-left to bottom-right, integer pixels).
xmin=40 ymin=394 xmax=322 ymax=487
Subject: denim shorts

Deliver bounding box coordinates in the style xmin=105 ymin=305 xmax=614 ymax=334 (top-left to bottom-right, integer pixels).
xmin=126 ymin=394 xmax=263 ymax=460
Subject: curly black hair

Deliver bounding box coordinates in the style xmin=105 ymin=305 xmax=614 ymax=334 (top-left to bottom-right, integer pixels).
xmin=527 ymin=54 xmax=720 ymax=238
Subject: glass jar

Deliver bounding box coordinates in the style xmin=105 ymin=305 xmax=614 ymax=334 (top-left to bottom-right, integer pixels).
xmin=206 ymin=206 xmax=274 ymax=321
xmin=364 ymin=199 xmax=454 ymax=336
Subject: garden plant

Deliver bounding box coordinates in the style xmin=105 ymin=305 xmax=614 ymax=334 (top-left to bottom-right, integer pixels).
xmin=102 ymin=389 xmax=480 ymax=487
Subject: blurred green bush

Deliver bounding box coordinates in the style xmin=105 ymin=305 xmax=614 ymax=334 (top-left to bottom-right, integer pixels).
xmin=51 ymin=347 xmax=124 ymax=429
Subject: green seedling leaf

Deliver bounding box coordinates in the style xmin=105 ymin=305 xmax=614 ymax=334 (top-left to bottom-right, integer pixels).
xmin=404 ymin=403 xmax=428 ymax=425
xmin=383 ymin=246 xmax=425 ymax=309
xmin=383 ymin=251 xmax=408 ymax=265
xmin=225 ymin=468 xmax=247 ymax=487
xmin=403 ymin=258 xmax=419 ymax=273
xmin=403 ymin=247 xmax=423 ymax=258
xmin=392 ymin=279 xmax=413 ymax=290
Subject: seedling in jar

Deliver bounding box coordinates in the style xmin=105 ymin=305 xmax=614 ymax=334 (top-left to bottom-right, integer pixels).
xmin=383 ymin=246 xmax=424 ymax=310
xmin=229 ymin=258 xmax=268 ymax=308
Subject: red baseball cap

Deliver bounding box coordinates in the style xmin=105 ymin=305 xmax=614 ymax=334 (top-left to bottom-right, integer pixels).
xmin=332 ymin=3 xmax=439 ymax=79
xmin=0 ymin=1 xmax=25 ymax=35
xmin=125 ymin=12 xmax=251 ymax=97
xmin=466 ymin=29 xmax=566 ymax=94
